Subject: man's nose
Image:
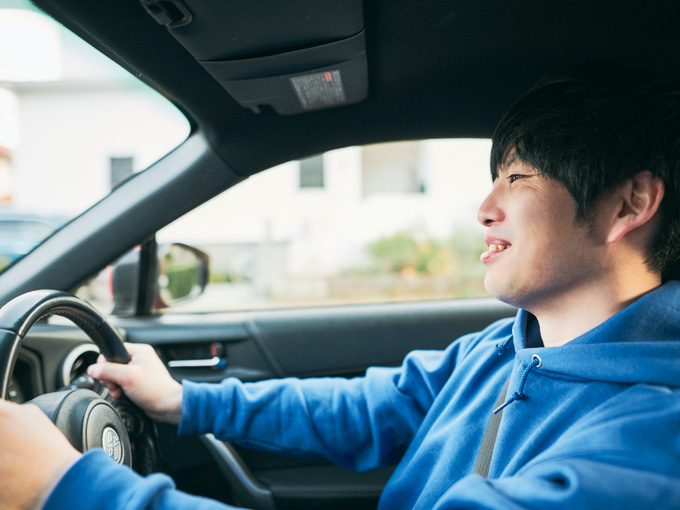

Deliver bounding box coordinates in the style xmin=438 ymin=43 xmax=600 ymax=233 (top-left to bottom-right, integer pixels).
xmin=477 ymin=187 xmax=503 ymax=226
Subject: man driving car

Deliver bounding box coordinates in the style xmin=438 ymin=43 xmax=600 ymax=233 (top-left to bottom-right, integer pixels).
xmin=0 ymin=62 xmax=679 ymax=510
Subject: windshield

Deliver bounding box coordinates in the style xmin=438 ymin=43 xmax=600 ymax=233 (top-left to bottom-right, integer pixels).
xmin=0 ymin=1 xmax=190 ymax=272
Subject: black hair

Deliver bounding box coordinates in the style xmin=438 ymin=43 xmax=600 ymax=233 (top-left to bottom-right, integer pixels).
xmin=490 ymin=62 xmax=680 ymax=281
xmin=644 ymin=77 xmax=680 ymax=281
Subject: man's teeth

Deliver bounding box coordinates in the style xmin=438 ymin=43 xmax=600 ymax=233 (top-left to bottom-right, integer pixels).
xmin=489 ymin=244 xmax=509 ymax=251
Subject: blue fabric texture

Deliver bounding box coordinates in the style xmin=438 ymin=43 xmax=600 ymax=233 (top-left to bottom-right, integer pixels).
xmin=44 ymin=281 xmax=680 ymax=510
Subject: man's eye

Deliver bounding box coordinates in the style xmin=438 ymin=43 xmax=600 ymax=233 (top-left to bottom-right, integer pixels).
xmin=508 ymin=174 xmax=524 ymax=183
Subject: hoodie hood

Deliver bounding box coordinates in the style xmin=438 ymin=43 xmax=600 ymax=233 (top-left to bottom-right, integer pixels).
xmin=507 ymin=281 xmax=680 ymax=388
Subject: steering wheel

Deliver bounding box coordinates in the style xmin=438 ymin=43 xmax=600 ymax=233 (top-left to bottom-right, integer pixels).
xmin=0 ymin=289 xmax=157 ymax=473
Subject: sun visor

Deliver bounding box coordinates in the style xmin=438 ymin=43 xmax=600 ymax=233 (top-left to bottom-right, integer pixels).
xmin=140 ymin=0 xmax=368 ymax=115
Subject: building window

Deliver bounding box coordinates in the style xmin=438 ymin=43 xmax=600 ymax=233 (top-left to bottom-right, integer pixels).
xmin=110 ymin=157 xmax=134 ymax=189
xmin=361 ymin=141 xmax=423 ymax=197
xmin=299 ymin=155 xmax=324 ymax=188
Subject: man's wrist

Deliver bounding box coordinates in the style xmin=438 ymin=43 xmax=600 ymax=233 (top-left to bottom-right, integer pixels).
xmin=166 ymin=381 xmax=184 ymax=425
xmin=32 ymin=450 xmax=81 ymax=510
xmin=148 ymin=381 xmax=184 ymax=425
xmin=177 ymin=380 xmax=199 ymax=435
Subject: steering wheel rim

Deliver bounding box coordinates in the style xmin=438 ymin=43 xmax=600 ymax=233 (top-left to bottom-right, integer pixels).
xmin=0 ymin=289 xmax=156 ymax=473
xmin=0 ymin=290 xmax=130 ymax=399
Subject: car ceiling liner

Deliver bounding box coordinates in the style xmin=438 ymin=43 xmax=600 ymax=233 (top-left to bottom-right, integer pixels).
xmin=139 ymin=0 xmax=368 ymax=115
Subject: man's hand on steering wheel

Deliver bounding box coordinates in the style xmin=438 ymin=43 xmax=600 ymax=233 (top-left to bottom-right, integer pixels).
xmin=0 ymin=400 xmax=80 ymax=510
xmin=88 ymin=343 xmax=184 ymax=426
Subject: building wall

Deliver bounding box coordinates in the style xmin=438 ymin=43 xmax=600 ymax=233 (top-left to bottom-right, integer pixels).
xmin=10 ymin=82 xmax=188 ymax=216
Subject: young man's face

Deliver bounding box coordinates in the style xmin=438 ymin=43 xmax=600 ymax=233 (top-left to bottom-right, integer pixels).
xmin=477 ymin=158 xmax=605 ymax=311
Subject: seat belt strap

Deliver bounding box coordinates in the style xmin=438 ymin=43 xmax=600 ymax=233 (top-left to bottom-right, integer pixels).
xmin=473 ymin=379 xmax=510 ymax=478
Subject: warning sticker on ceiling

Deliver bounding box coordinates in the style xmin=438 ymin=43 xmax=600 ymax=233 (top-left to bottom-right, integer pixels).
xmin=291 ymin=70 xmax=347 ymax=111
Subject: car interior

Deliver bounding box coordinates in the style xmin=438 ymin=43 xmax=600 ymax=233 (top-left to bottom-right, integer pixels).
xmin=0 ymin=1 xmax=679 ymax=509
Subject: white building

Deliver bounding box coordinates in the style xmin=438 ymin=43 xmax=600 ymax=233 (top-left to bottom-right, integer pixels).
xmin=0 ymin=7 xmax=189 ymax=217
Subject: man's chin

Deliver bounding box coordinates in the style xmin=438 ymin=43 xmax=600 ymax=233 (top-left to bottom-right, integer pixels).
xmin=484 ymin=277 xmax=523 ymax=308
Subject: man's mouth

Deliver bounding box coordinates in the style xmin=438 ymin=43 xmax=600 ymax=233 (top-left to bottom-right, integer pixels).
xmin=480 ymin=243 xmax=511 ymax=264
xmin=488 ymin=244 xmax=509 ymax=252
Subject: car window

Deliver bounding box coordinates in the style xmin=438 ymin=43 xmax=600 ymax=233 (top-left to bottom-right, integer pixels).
xmin=0 ymin=2 xmax=190 ymax=273
xmin=155 ymin=139 xmax=492 ymax=313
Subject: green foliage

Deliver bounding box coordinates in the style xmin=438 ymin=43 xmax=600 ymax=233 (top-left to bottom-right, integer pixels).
xmin=363 ymin=228 xmax=486 ymax=277
xmin=367 ymin=231 xmax=419 ymax=273
xmin=164 ymin=263 xmax=196 ymax=300
xmin=209 ymin=271 xmax=244 ymax=284
xmin=340 ymin=228 xmax=488 ymax=299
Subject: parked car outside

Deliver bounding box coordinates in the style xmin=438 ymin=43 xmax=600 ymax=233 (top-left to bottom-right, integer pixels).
xmin=0 ymin=209 xmax=65 ymax=269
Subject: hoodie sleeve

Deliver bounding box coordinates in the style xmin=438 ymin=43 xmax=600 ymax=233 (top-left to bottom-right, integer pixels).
xmin=43 ymin=449 xmax=245 ymax=510
xmin=178 ymin=333 xmax=474 ymax=472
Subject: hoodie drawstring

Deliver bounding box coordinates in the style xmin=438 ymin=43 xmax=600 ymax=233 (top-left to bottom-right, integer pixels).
xmin=493 ymin=354 xmax=542 ymax=414
xmin=495 ymin=337 xmax=513 ymax=355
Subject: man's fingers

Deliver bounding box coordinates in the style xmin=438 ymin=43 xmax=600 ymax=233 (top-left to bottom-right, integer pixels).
xmin=123 ymin=342 xmax=152 ymax=357
xmin=87 ymin=343 xmax=156 ymax=395
xmin=98 ymin=380 xmax=121 ymax=398
xmin=87 ymin=363 xmax=126 ymax=400
xmin=87 ymin=361 xmax=131 ymax=386
xmin=107 ymin=385 xmax=123 ymax=400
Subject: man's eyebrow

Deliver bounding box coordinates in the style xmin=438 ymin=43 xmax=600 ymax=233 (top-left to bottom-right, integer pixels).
xmin=494 ymin=152 xmax=519 ymax=178
xmin=501 ymin=151 xmax=519 ymax=169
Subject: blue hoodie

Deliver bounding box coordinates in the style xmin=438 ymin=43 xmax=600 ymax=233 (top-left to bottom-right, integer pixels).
xmin=44 ymin=282 xmax=680 ymax=510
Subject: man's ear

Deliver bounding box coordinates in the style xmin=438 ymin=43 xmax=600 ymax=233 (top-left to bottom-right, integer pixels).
xmin=606 ymin=171 xmax=665 ymax=244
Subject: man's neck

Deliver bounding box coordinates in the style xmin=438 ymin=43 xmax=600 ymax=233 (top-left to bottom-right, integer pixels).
xmin=530 ymin=274 xmax=662 ymax=348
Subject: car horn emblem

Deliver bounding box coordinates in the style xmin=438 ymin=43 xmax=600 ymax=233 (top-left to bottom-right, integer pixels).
xmin=102 ymin=427 xmax=123 ymax=464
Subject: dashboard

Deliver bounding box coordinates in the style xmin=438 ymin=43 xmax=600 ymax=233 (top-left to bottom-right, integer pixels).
xmin=7 ymin=372 xmax=28 ymax=402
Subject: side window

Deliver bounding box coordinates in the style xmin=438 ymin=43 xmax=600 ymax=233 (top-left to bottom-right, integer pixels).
xmin=157 ymin=139 xmax=492 ymax=313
